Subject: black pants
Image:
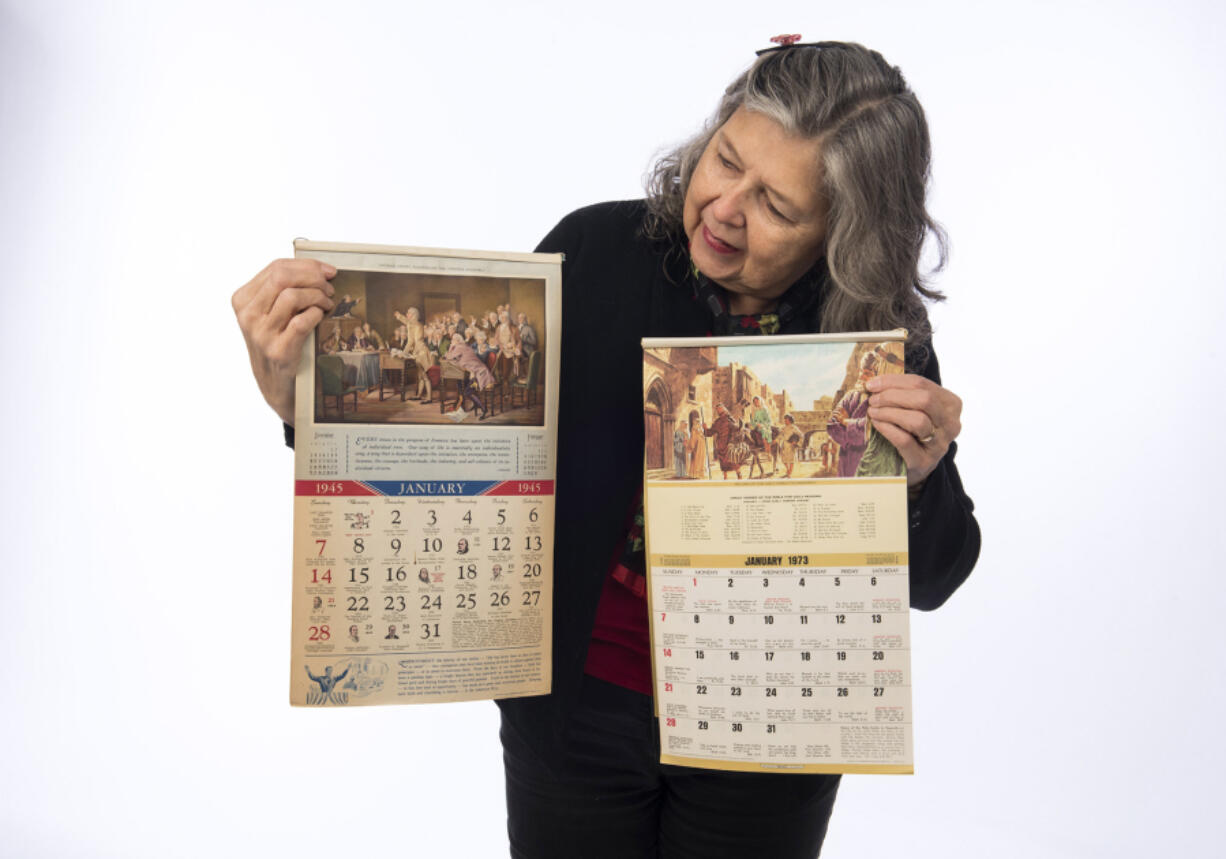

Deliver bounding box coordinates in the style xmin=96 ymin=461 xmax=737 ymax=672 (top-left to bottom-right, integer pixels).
xmin=501 ymin=676 xmax=839 ymax=859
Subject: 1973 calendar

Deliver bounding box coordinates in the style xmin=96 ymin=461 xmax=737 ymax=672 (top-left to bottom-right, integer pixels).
xmin=289 ymin=240 xmax=561 ymax=706
xmin=643 ymin=332 xmax=913 ymax=773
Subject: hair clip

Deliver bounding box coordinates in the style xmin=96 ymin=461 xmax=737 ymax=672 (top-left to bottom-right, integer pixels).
xmin=755 ymin=34 xmax=821 ymax=56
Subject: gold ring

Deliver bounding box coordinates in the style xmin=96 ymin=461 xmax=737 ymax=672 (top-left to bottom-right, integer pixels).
xmin=919 ymin=432 xmax=936 ymax=445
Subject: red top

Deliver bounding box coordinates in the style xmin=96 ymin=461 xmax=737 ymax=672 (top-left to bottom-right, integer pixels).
xmin=583 ymin=488 xmax=653 ymax=695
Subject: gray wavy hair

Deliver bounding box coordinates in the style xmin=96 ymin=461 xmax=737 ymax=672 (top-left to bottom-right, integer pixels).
xmin=644 ymin=42 xmax=946 ymax=351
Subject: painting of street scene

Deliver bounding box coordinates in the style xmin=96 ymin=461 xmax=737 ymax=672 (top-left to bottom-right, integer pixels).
xmin=643 ymin=339 xmax=905 ymax=481
xmin=314 ymin=269 xmax=545 ymax=426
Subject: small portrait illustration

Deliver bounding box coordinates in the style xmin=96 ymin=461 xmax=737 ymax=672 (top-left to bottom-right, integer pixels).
xmin=304 ymin=664 xmax=349 ymax=705
xmin=312 ymin=596 xmax=323 ymax=611
xmin=348 ymin=624 xmax=360 ymax=643
xmin=385 ymin=625 xmax=399 ymax=640
xmin=491 ymin=563 xmax=503 ymax=580
xmin=457 ymin=537 xmax=469 ymax=555
xmin=418 ymin=568 xmax=431 ymax=584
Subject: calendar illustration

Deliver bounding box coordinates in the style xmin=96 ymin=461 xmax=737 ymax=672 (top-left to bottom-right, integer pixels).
xmin=642 ymin=332 xmax=913 ymax=773
xmin=290 ymin=240 xmax=561 ymax=706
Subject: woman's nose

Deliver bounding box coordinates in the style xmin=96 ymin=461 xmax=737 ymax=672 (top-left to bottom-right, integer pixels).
xmin=708 ymin=183 xmax=747 ymax=228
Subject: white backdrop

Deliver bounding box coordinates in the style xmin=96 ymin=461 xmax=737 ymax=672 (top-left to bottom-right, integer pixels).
xmin=3 ymin=1 xmax=1223 ymax=856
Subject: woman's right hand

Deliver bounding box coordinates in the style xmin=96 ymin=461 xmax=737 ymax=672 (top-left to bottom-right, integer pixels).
xmin=231 ymin=259 xmax=337 ymax=426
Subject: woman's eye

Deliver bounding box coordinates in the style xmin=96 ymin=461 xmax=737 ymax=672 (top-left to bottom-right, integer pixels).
xmin=718 ymin=155 xmax=736 ymax=170
xmin=766 ymin=200 xmax=791 ymax=222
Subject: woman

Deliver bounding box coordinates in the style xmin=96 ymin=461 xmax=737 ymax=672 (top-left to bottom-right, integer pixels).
xmin=685 ymin=410 xmax=708 ymax=479
xmin=232 ymin=40 xmax=979 ymax=858
xmin=672 ymin=420 xmax=689 ymax=478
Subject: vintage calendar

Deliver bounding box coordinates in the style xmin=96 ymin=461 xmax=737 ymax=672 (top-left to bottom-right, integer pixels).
xmin=289 ymin=240 xmax=561 ymax=706
xmin=643 ymin=332 xmax=913 ymax=773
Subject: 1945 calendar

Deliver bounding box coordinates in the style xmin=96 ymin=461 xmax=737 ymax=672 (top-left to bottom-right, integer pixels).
xmin=289 ymin=240 xmax=561 ymax=706
xmin=642 ymin=332 xmax=913 ymax=773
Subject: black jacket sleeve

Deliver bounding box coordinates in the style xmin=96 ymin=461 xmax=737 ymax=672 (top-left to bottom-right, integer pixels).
xmin=906 ymin=347 xmax=981 ymax=610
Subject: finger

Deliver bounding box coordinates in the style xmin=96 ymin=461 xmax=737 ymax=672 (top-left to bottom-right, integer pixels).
xmin=867 ymin=386 xmax=940 ymax=413
xmin=248 ymin=259 xmax=337 ymax=316
xmin=868 ymin=405 xmax=935 ymax=440
xmin=870 ymin=388 xmax=962 ymax=433
xmin=285 ymin=305 xmax=327 ymax=340
xmin=871 ymin=418 xmax=945 ymax=483
xmin=867 ymin=418 xmax=927 ymax=466
xmin=267 ymin=307 xmax=327 ymax=367
xmin=262 ymin=286 xmax=335 ymax=336
xmin=235 ymin=257 xmax=335 ymax=313
xmin=865 ymin=373 xmax=932 ymax=393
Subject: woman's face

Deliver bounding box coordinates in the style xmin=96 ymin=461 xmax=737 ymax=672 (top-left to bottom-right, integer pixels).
xmin=683 ymin=107 xmax=828 ymax=315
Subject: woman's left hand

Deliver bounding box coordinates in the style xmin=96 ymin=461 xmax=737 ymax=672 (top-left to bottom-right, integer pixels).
xmin=865 ymin=374 xmax=963 ymax=488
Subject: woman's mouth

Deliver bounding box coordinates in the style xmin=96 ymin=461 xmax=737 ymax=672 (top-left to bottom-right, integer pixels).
xmin=701 ymin=225 xmax=739 ymax=255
